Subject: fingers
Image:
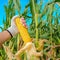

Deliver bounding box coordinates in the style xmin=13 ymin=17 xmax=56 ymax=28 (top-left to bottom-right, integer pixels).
xmin=20 ymin=17 xmax=28 ymax=28
xmin=11 ymin=16 xmax=28 ymax=28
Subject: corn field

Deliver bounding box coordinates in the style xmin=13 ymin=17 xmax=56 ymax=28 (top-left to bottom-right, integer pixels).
xmin=0 ymin=0 xmax=60 ymax=60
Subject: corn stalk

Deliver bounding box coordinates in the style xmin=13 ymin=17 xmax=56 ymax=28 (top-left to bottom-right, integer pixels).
xmin=48 ymin=4 xmax=54 ymax=44
xmin=30 ymin=0 xmax=38 ymax=44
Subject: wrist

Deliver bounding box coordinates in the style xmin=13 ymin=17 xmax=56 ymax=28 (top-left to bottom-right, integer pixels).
xmin=6 ymin=30 xmax=13 ymax=38
xmin=7 ymin=26 xmax=18 ymax=37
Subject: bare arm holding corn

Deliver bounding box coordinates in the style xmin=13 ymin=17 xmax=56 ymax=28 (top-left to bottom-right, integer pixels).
xmin=0 ymin=15 xmax=27 ymax=46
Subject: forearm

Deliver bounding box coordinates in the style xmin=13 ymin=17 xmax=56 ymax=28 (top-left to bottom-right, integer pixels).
xmin=0 ymin=31 xmax=11 ymax=45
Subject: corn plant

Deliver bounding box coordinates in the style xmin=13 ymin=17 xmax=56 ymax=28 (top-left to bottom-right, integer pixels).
xmin=0 ymin=0 xmax=60 ymax=60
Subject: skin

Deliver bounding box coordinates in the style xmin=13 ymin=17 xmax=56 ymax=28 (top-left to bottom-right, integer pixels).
xmin=0 ymin=31 xmax=11 ymax=45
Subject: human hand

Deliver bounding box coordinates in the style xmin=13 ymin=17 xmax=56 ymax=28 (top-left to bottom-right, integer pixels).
xmin=7 ymin=15 xmax=27 ymax=37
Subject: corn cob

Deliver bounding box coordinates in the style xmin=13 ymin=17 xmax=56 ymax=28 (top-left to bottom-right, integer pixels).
xmin=15 ymin=17 xmax=32 ymax=43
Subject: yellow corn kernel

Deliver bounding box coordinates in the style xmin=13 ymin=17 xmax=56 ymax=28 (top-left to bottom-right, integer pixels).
xmin=15 ymin=17 xmax=32 ymax=43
